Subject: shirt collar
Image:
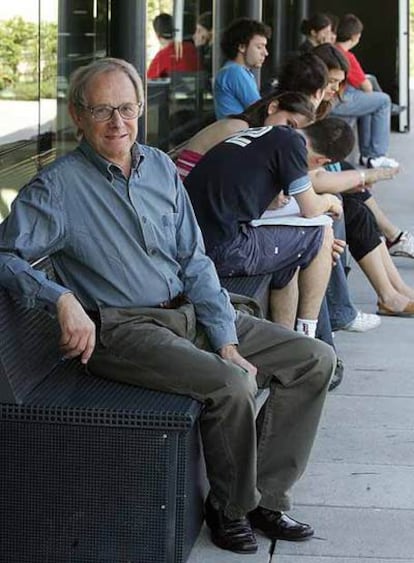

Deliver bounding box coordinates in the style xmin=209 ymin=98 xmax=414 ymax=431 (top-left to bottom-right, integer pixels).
xmin=78 ymin=138 xmax=144 ymax=179
xmin=224 ymin=60 xmax=254 ymax=76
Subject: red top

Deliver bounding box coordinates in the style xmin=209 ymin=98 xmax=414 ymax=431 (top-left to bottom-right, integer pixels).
xmin=336 ymin=44 xmax=366 ymax=88
xmin=175 ymin=148 xmax=203 ymax=181
xmin=147 ymin=41 xmax=199 ymax=79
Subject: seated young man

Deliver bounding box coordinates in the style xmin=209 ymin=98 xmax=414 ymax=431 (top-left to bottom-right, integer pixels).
xmin=184 ymin=118 xmax=354 ymax=338
xmin=214 ymin=17 xmax=271 ymax=119
xmin=0 ymin=57 xmax=336 ymax=556
xmin=331 ymin=13 xmax=398 ymax=168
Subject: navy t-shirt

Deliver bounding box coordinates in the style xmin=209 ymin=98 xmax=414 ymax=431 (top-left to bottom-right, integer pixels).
xmin=184 ymin=126 xmax=311 ymax=252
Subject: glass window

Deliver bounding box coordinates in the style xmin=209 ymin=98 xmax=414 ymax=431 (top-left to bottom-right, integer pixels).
xmin=0 ymin=1 xmax=42 ymax=218
xmin=146 ymin=0 xmax=214 ymax=151
xmin=0 ymin=0 xmax=109 ymax=219
xmin=0 ymin=0 xmax=216 ymax=220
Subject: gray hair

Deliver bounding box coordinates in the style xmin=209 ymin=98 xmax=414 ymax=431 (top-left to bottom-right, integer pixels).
xmin=68 ymin=57 xmax=144 ymax=113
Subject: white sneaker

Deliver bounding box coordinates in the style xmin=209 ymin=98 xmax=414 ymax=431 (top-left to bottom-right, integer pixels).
xmin=367 ymin=155 xmax=399 ymax=169
xmin=389 ymin=231 xmax=414 ymax=258
xmin=343 ymin=311 xmax=381 ymax=332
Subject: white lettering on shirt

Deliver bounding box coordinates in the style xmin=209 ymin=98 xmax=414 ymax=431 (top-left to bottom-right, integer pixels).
xmin=225 ymin=126 xmax=273 ymax=147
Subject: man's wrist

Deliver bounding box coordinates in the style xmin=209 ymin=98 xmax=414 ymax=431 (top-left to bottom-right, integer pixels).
xmin=218 ymin=343 xmax=238 ymax=355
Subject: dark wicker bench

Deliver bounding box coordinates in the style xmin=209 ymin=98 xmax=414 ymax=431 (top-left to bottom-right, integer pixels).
xmin=0 ymin=259 xmax=205 ymax=563
xmin=0 ymin=259 xmax=272 ymax=562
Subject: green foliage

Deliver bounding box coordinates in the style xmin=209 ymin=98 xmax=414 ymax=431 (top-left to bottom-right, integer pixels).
xmin=11 ymin=80 xmax=56 ymax=100
xmin=147 ymin=0 xmax=173 ymax=16
xmin=0 ymin=16 xmax=57 ymax=99
xmin=0 ymin=16 xmax=37 ymax=80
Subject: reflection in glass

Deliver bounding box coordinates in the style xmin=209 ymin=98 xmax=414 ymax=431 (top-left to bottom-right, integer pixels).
xmin=146 ymin=0 xmax=214 ymax=152
xmin=0 ymin=0 xmax=109 ymax=219
xmin=0 ymin=1 xmax=42 ymax=217
xmin=0 ymin=0 xmax=214 ymax=220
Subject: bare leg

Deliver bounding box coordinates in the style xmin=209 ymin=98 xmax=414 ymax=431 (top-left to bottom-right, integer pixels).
xmin=364 ymin=196 xmax=400 ymax=242
xmin=378 ymin=242 xmax=414 ymax=299
xmin=297 ymin=225 xmax=334 ymax=320
xmin=270 ymin=269 xmax=299 ymax=329
xmin=271 ymin=226 xmax=334 ymax=328
xmin=358 ymin=242 xmax=410 ymax=311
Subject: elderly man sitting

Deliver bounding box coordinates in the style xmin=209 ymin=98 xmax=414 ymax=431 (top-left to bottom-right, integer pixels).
xmin=0 ymin=58 xmax=335 ymax=555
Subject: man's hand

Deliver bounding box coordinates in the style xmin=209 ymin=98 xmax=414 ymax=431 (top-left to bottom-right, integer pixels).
xmin=332 ymin=238 xmax=346 ymax=265
xmin=218 ymin=344 xmax=257 ymax=377
xmin=56 ymin=293 xmax=96 ymax=364
xmin=267 ymin=193 xmax=291 ymax=210
xmin=365 ymin=166 xmax=399 ymax=186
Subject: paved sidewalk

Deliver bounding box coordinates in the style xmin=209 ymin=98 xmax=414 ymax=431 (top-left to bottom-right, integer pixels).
xmin=188 ymin=118 xmax=414 ymax=562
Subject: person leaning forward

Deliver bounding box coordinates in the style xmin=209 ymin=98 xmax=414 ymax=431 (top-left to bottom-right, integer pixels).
xmin=0 ymin=57 xmax=335 ymax=555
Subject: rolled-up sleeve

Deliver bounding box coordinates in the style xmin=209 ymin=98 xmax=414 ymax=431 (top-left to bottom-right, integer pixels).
xmin=0 ymin=174 xmax=70 ymax=311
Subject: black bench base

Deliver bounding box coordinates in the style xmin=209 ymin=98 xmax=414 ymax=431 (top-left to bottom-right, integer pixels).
xmin=0 ymin=277 xmax=205 ymax=563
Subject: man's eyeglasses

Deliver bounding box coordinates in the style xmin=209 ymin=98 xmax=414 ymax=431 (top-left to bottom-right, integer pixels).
xmin=80 ymin=102 xmax=143 ymax=122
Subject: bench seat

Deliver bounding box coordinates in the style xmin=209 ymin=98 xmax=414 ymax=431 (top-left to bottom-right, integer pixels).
xmin=0 ymin=261 xmax=273 ymax=562
xmin=0 ymin=265 xmax=205 ymax=563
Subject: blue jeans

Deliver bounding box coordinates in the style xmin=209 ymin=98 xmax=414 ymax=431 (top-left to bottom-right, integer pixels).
xmin=317 ymin=258 xmax=357 ymax=342
xmin=331 ymin=86 xmax=391 ymax=158
xmin=326 ymin=259 xmax=357 ymax=331
xmin=317 ymin=215 xmax=357 ymax=341
xmin=317 ymin=297 xmax=335 ymax=347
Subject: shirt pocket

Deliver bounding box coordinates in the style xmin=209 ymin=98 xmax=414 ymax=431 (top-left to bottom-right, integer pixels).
xmin=159 ymin=211 xmax=178 ymax=253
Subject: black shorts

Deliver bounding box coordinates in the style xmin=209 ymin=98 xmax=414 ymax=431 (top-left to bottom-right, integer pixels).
xmin=342 ymin=195 xmax=382 ymax=261
xmin=210 ymin=224 xmax=324 ymax=289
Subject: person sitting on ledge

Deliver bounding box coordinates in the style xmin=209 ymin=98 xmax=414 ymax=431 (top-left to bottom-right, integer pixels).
xmin=184 ymin=118 xmax=352 ymax=335
xmin=147 ymin=13 xmax=198 ymax=79
xmin=0 ymin=57 xmax=335 ymax=556
xmin=214 ymin=17 xmax=271 ymax=119
xmin=330 ymin=13 xmax=399 ymax=169
xmin=298 ymin=12 xmax=333 ymax=53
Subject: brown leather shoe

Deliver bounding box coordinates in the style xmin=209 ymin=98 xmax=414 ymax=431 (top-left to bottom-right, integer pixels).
xmin=377 ymin=301 xmax=414 ymax=317
xmin=249 ymin=507 xmax=314 ymax=541
xmin=204 ymin=496 xmax=258 ymax=553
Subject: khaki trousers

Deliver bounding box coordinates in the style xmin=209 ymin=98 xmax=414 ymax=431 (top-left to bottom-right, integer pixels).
xmin=89 ymin=304 xmax=334 ymax=519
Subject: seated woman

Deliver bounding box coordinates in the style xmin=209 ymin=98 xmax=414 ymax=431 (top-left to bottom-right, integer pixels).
xmin=176 ymin=52 xmax=331 ymax=178
xmin=175 ymin=90 xmax=316 ymax=180
xmin=310 ymin=44 xmax=414 ymax=315
xmin=276 ymin=51 xmax=329 ymax=111
xmin=313 ymin=43 xmax=414 ymax=258
xmin=298 ymin=12 xmax=333 ymax=53
xmin=193 ymin=11 xmax=213 ymax=76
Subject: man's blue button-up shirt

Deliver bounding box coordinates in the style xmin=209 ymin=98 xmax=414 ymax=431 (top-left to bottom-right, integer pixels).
xmin=0 ymin=139 xmax=237 ymax=350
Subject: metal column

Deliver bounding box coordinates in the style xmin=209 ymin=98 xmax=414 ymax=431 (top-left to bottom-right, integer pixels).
xmin=109 ymin=0 xmax=147 ymax=141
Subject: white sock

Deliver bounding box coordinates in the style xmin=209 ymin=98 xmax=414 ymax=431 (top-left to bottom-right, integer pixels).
xmin=296 ymin=318 xmax=318 ymax=338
